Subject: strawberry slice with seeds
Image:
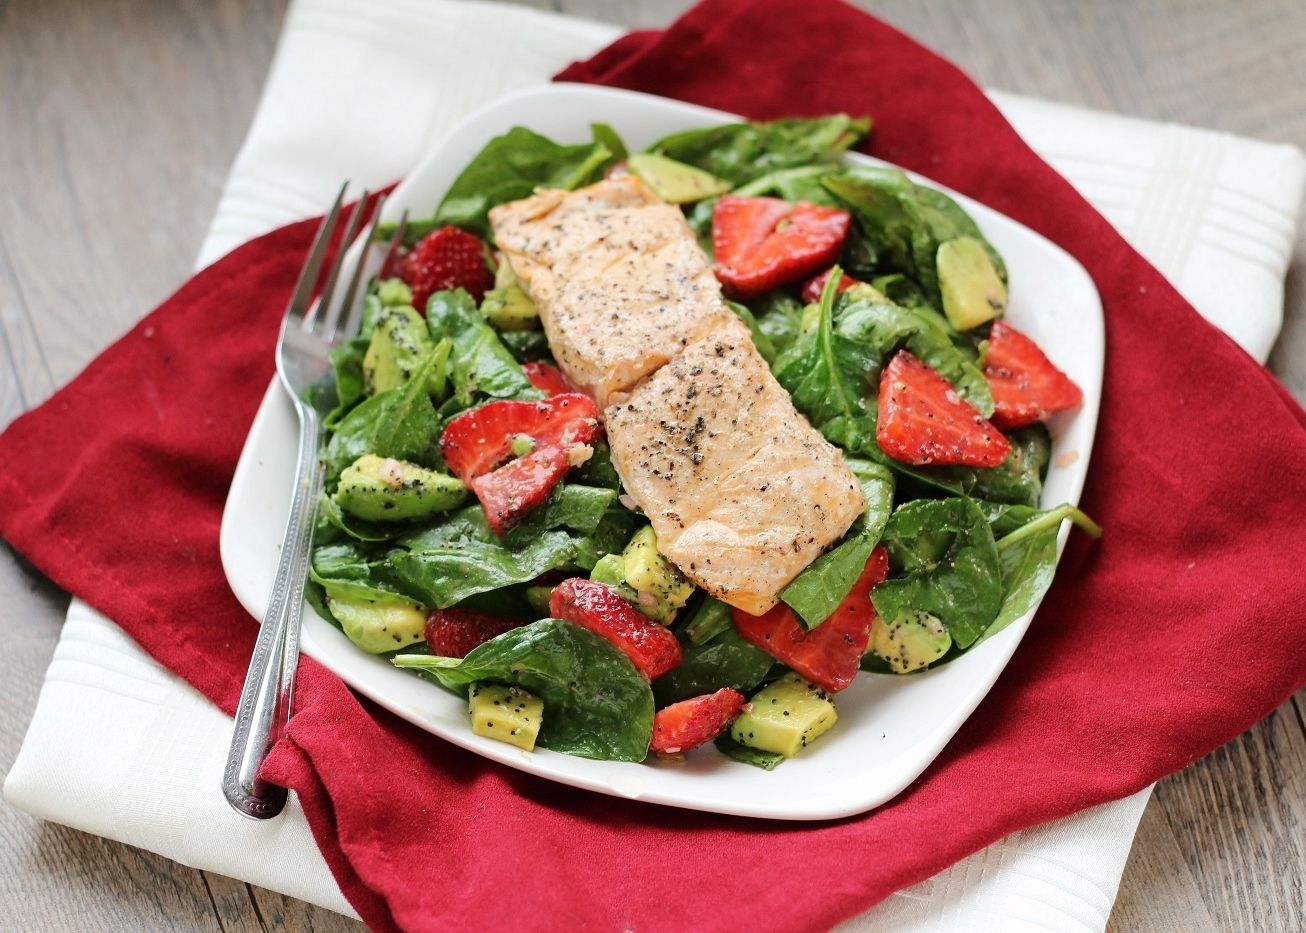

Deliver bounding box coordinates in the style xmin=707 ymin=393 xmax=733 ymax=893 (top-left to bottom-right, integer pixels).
xmin=800 ymin=267 xmax=862 ymax=304
xmin=650 ymin=688 xmax=747 ymax=755
xmin=877 ymin=350 xmax=1011 ymax=467
xmin=549 ymin=578 xmax=682 ymax=681
xmin=394 ymin=226 xmax=494 ymax=312
xmin=733 ymin=547 xmax=889 ymax=693
xmin=521 ymin=361 xmax=577 ymax=397
xmin=712 ymin=196 xmax=851 ymax=299
xmin=983 ymin=320 xmax=1083 ymax=429
xmin=424 ymin=608 xmax=521 ymax=658
xmin=440 ymin=393 xmax=600 ymax=533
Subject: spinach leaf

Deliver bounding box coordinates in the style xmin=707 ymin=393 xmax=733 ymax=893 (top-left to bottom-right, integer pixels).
xmin=727 ymin=300 xmax=777 ymax=363
xmin=323 ymin=351 xmax=443 ymax=486
xmin=428 ymin=125 xmax=620 ymax=238
xmin=571 ymin=441 xmax=622 ymax=492
xmin=966 ymin=425 xmax=1051 ymax=506
xmin=746 ymin=290 xmax=805 ymax=359
xmin=425 ymin=289 xmax=539 ymax=406
xmin=654 ymin=625 xmax=774 ymax=706
xmin=733 ymin=165 xmax=842 ymax=204
xmin=588 ymin=121 xmax=628 ymax=164
xmin=498 ymin=328 xmax=551 ymax=363
xmin=977 ymin=503 xmax=1102 ymax=644
xmin=500 ymin=484 xmax=616 ymax=545
xmin=394 ymin=619 xmax=653 ymax=761
xmin=823 ymin=166 xmax=1005 ymax=305
xmin=646 ymin=114 xmax=870 ymax=186
xmin=679 ymin=597 xmax=733 ymax=647
xmin=872 ymin=497 xmax=1002 ymax=649
xmin=309 ymin=542 xmax=411 ymax=603
xmin=715 ymin=734 xmax=784 ymax=771
xmin=780 ymin=460 xmax=894 ymax=628
xmin=326 ymin=293 xmax=385 ymax=427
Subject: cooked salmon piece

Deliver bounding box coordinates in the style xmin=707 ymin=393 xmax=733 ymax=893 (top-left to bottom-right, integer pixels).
xmin=604 ymin=317 xmax=865 ymax=616
xmin=489 ymin=175 xmax=736 ymax=407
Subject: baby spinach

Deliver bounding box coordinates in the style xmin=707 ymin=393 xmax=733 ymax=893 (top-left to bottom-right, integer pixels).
xmin=728 ymin=300 xmax=777 ymax=363
xmin=394 ymin=619 xmax=653 ymax=761
xmin=746 ymin=291 xmax=805 ymax=359
xmin=310 ymin=542 xmax=411 ymax=604
xmin=425 ymin=289 xmax=539 ymax=406
xmin=780 ymin=460 xmax=894 ymax=628
xmin=872 ymin=497 xmax=1002 ymax=649
xmin=645 ymin=114 xmax=870 ymax=186
xmin=426 ymin=125 xmax=621 ymax=239
xmin=323 ymin=351 xmax=443 ymax=486
xmin=653 ymin=626 xmax=774 ymax=706
xmin=680 ymin=597 xmax=733 ymax=647
xmin=497 ymin=329 xmax=551 ymax=363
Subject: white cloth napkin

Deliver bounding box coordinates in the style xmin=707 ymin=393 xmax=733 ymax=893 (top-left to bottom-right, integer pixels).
xmin=7 ymin=0 xmax=1304 ymax=929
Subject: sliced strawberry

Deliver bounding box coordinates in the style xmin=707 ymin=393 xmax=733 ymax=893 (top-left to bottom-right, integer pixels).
xmin=549 ymin=578 xmax=682 ymax=680
xmin=650 ymin=688 xmax=747 ymax=755
xmin=521 ymin=361 xmax=577 ymax=397
xmin=733 ymin=546 xmax=889 ymax=693
xmin=440 ymin=394 xmax=599 ymax=483
xmin=800 ymin=267 xmax=862 ymax=305
xmin=983 ymin=320 xmax=1083 ymax=429
xmin=424 ymin=608 xmax=521 ymax=658
xmin=471 ymin=446 xmax=570 ymax=535
xmin=877 ymin=350 xmax=1010 ymax=467
xmin=440 ymin=393 xmax=600 ymax=534
xmin=712 ymin=196 xmax=851 ymax=299
xmin=394 ymin=226 xmax=494 ymax=311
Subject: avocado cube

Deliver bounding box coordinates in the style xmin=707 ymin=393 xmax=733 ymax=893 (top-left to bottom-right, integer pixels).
xmin=730 ymin=672 xmax=837 ymax=757
xmin=469 ymin=683 xmax=543 ymax=751
xmin=524 ymin=584 xmax=554 ymax=618
xmin=589 ymin=553 xmax=627 ymax=588
xmin=870 ymin=608 xmax=951 ymax=673
xmin=334 ymin=454 xmax=465 ymax=522
xmin=936 ymin=236 xmax=1007 ymax=331
xmin=627 ymin=153 xmax=731 ymax=204
xmin=363 ymin=304 xmax=435 ymax=393
xmin=481 ymin=284 xmax=540 ymax=332
xmin=327 ymin=594 xmax=428 ymax=654
xmin=622 ymin=526 xmax=694 ymax=622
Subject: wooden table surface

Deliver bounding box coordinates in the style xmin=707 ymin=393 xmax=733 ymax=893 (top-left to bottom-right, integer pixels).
xmin=2 ymin=0 xmax=1303 ymax=929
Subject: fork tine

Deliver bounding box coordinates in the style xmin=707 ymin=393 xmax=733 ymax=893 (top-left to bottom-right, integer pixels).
xmin=334 ymin=194 xmax=389 ymax=342
xmin=288 ymin=182 xmax=348 ymax=322
xmin=315 ymin=189 xmax=370 ymax=337
xmin=380 ymin=209 xmax=410 ymax=282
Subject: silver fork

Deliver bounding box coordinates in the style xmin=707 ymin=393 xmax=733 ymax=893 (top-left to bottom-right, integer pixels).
xmin=222 ymin=185 xmax=408 ymax=819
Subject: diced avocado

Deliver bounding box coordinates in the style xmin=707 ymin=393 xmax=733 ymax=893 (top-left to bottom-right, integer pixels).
xmin=843 ymin=282 xmax=890 ymax=304
xmin=375 ymin=277 xmax=413 ymax=308
xmin=590 ymin=553 xmax=627 ymax=588
xmin=482 ymin=285 xmax=539 ymax=332
xmin=327 ymin=594 xmax=427 ymax=654
xmin=937 ymin=236 xmax=1007 ymax=331
xmin=870 ymin=608 xmax=951 ymax=673
xmin=799 ymin=301 xmax=820 ymax=335
xmin=334 ymin=454 xmax=465 ymax=521
xmin=363 ymin=304 xmax=434 ymax=394
xmin=627 ymin=152 xmax=731 ymax=204
xmin=469 ymin=682 xmax=543 ymax=751
xmin=622 ymin=526 xmax=694 ymax=625
xmin=524 ymin=584 xmax=554 ymax=618
xmin=730 ymin=672 xmax=837 ymax=757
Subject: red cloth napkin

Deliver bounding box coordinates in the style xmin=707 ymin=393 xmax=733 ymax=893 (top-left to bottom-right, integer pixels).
xmin=3 ymin=1 xmax=1305 ymax=930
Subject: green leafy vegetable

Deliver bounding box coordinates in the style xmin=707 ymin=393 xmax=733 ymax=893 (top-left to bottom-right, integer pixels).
xmin=780 ymin=460 xmax=894 ymax=628
xmin=680 ymin=597 xmax=733 ymax=647
xmin=653 ymin=626 xmax=774 ymax=706
xmin=425 ymin=125 xmax=621 ymax=238
xmin=872 ymin=497 xmax=1002 ymax=649
xmin=394 ymin=619 xmax=653 ymax=761
xmin=309 ymin=542 xmax=410 ymax=604
xmin=646 ymin=114 xmax=870 ymax=186
xmin=497 ymin=329 xmax=551 ymax=363
xmin=746 ymin=290 xmax=805 ymax=359
xmin=727 ymin=300 xmax=777 ymax=363
xmin=324 ymin=351 xmax=443 ymax=486
xmin=425 ymin=289 xmax=539 ymax=406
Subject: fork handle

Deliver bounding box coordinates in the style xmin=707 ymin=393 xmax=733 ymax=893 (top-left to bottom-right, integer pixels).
xmin=223 ymin=403 xmax=323 ymax=819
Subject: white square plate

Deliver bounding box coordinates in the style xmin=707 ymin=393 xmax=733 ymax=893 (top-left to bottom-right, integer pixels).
xmin=220 ymin=84 xmax=1102 ymax=820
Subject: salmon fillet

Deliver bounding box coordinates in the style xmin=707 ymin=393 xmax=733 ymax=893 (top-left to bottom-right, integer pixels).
xmin=605 ymin=317 xmax=865 ymax=615
xmin=489 ymin=175 xmax=735 ymax=408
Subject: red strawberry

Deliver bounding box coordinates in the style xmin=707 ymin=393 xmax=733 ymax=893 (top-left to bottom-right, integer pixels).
xmin=712 ymin=196 xmax=851 ymax=299
xmin=983 ymin=320 xmax=1083 ymax=429
xmin=424 ymin=608 xmax=520 ymax=658
xmin=549 ymin=578 xmax=682 ymax=680
xmin=521 ymin=361 xmax=577 ymax=397
xmin=800 ymin=267 xmax=862 ymax=304
xmin=650 ymin=688 xmax=747 ymax=756
xmin=877 ymin=350 xmax=1011 ymax=467
xmin=394 ymin=226 xmax=494 ymax=312
xmin=733 ymin=547 xmax=889 ymax=693
xmin=440 ymin=393 xmax=600 ymax=534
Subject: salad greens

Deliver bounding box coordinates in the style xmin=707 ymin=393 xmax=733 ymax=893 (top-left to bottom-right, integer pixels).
xmin=311 ymin=112 xmax=1099 ymax=771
